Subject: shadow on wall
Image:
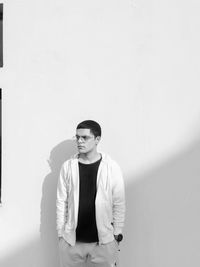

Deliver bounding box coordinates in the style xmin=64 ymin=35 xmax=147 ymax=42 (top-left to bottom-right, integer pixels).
xmin=122 ymin=138 xmax=200 ymax=267
xmin=1 ymin=139 xmax=200 ymax=267
xmin=0 ymin=139 xmax=77 ymax=267
xmin=40 ymin=139 xmax=77 ymax=267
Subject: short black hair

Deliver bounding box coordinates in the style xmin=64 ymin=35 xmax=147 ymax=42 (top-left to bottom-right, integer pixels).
xmin=76 ymin=120 xmax=101 ymax=137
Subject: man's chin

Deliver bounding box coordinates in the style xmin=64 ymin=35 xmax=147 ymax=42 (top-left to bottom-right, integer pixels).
xmin=78 ymin=148 xmax=86 ymax=153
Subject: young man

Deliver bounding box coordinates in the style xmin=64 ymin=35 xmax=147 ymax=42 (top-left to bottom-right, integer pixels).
xmin=56 ymin=120 xmax=125 ymax=267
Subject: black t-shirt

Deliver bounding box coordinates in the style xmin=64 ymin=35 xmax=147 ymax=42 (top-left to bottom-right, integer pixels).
xmin=76 ymin=157 xmax=102 ymax=243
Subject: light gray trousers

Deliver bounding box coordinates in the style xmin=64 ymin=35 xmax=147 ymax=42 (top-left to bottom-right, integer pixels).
xmin=59 ymin=238 xmax=118 ymax=267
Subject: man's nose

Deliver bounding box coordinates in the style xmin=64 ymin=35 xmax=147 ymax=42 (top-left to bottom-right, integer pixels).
xmin=77 ymin=137 xmax=83 ymax=143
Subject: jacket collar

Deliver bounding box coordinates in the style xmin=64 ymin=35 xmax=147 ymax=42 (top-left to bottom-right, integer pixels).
xmin=71 ymin=151 xmax=109 ymax=164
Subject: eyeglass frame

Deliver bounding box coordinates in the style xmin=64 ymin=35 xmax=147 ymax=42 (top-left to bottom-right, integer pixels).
xmin=72 ymin=134 xmax=96 ymax=142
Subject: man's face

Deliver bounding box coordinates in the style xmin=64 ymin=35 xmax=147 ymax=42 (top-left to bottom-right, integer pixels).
xmin=75 ymin=128 xmax=100 ymax=154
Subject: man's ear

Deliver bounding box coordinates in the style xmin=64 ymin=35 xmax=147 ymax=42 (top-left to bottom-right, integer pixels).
xmin=95 ymin=136 xmax=101 ymax=144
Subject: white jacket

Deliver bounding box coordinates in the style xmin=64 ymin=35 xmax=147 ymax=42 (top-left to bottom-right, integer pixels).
xmin=56 ymin=152 xmax=125 ymax=246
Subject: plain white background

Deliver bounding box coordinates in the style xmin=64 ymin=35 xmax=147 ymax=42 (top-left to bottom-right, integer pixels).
xmin=1 ymin=0 xmax=200 ymax=266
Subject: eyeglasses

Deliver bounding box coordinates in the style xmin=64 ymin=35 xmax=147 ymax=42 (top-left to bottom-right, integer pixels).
xmin=72 ymin=135 xmax=95 ymax=142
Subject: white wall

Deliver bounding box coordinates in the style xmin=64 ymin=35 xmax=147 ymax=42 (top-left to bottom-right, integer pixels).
xmin=1 ymin=0 xmax=200 ymax=266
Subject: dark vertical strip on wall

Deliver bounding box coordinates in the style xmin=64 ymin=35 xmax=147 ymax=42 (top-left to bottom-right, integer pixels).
xmin=0 ymin=89 xmax=1 ymax=203
xmin=0 ymin=4 xmax=3 ymax=67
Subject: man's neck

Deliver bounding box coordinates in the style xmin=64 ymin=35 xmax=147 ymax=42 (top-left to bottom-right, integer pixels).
xmin=78 ymin=150 xmax=101 ymax=164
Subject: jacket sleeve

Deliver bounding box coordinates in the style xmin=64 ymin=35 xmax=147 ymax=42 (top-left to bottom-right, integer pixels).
xmin=56 ymin=162 xmax=69 ymax=237
xmin=112 ymin=162 xmax=126 ymax=235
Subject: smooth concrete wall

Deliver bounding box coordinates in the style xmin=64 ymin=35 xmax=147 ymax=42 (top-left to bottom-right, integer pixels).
xmin=1 ymin=0 xmax=200 ymax=266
